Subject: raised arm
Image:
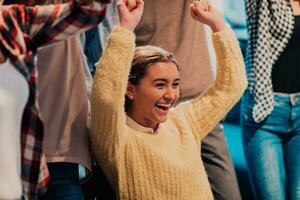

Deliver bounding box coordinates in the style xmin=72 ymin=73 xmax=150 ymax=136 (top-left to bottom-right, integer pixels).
xmin=90 ymin=0 xmax=143 ymax=183
xmin=1 ymin=0 xmax=109 ymax=47
xmin=174 ymin=0 xmax=247 ymax=140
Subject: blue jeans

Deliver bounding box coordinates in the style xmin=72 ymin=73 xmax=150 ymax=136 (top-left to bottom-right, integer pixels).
xmin=242 ymin=91 xmax=300 ymax=200
xmin=40 ymin=163 xmax=84 ymax=200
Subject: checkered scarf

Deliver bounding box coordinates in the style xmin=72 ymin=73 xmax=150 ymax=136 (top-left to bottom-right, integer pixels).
xmin=245 ymin=0 xmax=294 ymax=122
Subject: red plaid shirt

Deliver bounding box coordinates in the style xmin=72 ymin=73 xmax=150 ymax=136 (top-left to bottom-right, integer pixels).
xmin=0 ymin=1 xmax=109 ymax=199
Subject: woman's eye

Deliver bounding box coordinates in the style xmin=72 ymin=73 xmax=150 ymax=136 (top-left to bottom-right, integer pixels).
xmin=172 ymin=82 xmax=179 ymax=88
xmin=156 ymin=83 xmax=166 ymax=88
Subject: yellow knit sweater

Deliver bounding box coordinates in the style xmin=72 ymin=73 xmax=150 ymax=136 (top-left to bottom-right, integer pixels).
xmin=91 ymin=26 xmax=247 ymax=200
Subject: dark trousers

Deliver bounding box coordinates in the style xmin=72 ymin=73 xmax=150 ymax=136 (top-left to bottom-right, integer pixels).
xmin=81 ymin=164 xmax=115 ymax=200
xmin=40 ymin=163 xmax=84 ymax=200
xmin=202 ymin=124 xmax=242 ymax=200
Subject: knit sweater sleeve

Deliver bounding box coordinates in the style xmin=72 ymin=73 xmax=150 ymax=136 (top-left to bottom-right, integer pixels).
xmin=174 ymin=25 xmax=247 ymax=141
xmin=90 ymin=26 xmax=135 ymax=181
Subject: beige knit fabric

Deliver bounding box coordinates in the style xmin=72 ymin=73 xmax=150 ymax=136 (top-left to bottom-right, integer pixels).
xmin=91 ymin=26 xmax=247 ymax=200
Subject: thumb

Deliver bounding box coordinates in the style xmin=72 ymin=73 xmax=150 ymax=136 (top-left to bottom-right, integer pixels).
xmin=117 ymin=0 xmax=128 ymax=14
xmin=190 ymin=3 xmax=198 ymax=18
xmin=131 ymin=0 xmax=144 ymax=13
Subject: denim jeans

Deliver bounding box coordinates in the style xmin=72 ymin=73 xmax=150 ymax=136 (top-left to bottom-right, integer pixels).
xmin=40 ymin=163 xmax=84 ymax=200
xmin=242 ymin=91 xmax=300 ymax=200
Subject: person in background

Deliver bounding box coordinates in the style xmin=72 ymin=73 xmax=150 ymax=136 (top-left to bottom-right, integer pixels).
xmin=242 ymin=0 xmax=300 ymax=199
xmin=0 ymin=2 xmax=27 ymax=199
xmin=24 ymin=0 xmax=103 ymax=199
xmin=0 ymin=0 xmax=108 ymax=199
xmin=91 ymin=0 xmax=247 ymax=199
xmin=37 ymin=29 xmax=92 ymax=200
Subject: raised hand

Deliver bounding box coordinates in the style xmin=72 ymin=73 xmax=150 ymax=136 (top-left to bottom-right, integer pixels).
xmin=190 ymin=0 xmax=225 ymax=32
xmin=127 ymin=0 xmax=137 ymax=11
xmin=117 ymin=0 xmax=144 ymax=32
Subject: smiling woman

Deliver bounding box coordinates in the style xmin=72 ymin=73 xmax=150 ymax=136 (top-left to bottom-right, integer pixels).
xmin=126 ymin=60 xmax=180 ymax=129
xmin=125 ymin=46 xmax=180 ymax=129
xmin=91 ymin=0 xmax=247 ymax=199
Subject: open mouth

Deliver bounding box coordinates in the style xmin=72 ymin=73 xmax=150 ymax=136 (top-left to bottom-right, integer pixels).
xmin=155 ymin=103 xmax=172 ymax=111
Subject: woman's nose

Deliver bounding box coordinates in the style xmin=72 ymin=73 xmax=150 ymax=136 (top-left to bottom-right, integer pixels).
xmin=164 ymin=87 xmax=176 ymax=100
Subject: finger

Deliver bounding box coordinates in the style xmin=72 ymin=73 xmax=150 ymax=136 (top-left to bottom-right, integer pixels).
xmin=117 ymin=0 xmax=129 ymax=13
xmin=189 ymin=3 xmax=197 ymax=17
xmin=127 ymin=0 xmax=137 ymax=11
xmin=135 ymin=0 xmax=144 ymax=8
xmin=190 ymin=3 xmax=197 ymax=12
xmin=118 ymin=0 xmax=131 ymax=8
xmin=194 ymin=1 xmax=205 ymax=13
xmin=203 ymin=0 xmax=210 ymax=11
xmin=207 ymin=4 xmax=212 ymax=12
xmin=131 ymin=0 xmax=144 ymax=12
xmin=117 ymin=0 xmax=126 ymax=6
xmin=190 ymin=3 xmax=196 ymax=14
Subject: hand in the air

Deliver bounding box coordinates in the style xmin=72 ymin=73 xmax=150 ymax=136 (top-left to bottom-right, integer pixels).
xmin=127 ymin=0 xmax=137 ymax=11
xmin=117 ymin=0 xmax=144 ymax=32
xmin=190 ymin=0 xmax=226 ymax=32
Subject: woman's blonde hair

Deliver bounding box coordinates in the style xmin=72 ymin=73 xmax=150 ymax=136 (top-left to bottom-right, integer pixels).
xmin=125 ymin=45 xmax=179 ymax=112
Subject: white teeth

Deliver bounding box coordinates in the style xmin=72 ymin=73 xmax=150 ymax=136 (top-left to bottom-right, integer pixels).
xmin=156 ymin=103 xmax=171 ymax=108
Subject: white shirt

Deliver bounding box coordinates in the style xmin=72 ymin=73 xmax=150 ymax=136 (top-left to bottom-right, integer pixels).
xmin=0 ymin=59 xmax=29 ymax=199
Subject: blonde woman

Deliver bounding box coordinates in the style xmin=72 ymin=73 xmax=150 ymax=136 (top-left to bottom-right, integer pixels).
xmin=91 ymin=0 xmax=247 ymax=199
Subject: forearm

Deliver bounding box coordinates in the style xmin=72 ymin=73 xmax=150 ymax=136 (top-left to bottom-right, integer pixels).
xmin=91 ymin=26 xmax=135 ymax=161
xmin=26 ymin=0 xmax=109 ymax=46
xmin=92 ymin=26 xmax=135 ymax=111
xmin=212 ymin=25 xmax=247 ymax=92
xmin=185 ymin=25 xmax=247 ymax=139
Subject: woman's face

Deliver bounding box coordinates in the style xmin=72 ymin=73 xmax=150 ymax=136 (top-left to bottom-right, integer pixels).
xmin=127 ymin=62 xmax=180 ymax=129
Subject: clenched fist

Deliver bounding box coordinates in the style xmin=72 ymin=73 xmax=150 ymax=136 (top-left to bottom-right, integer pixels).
xmin=118 ymin=0 xmax=144 ymax=32
xmin=190 ymin=0 xmax=225 ymax=32
xmin=127 ymin=0 xmax=137 ymax=11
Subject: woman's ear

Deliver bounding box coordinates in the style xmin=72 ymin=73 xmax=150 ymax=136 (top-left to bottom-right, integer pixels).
xmin=126 ymin=82 xmax=135 ymax=100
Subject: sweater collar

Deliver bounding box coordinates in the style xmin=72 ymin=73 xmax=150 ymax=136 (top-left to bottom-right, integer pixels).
xmin=126 ymin=115 xmax=156 ymax=133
